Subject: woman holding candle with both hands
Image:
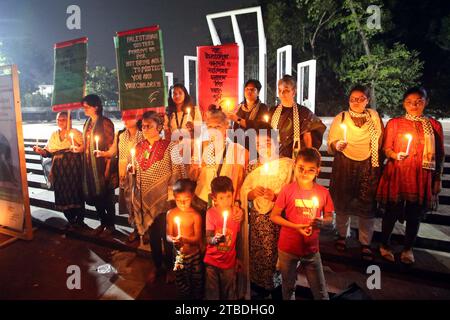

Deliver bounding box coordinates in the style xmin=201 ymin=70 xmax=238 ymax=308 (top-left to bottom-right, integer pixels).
xmin=377 ymin=87 xmax=445 ymax=264
xmin=327 ymin=85 xmax=384 ymax=261
xmin=129 ymin=111 xmax=186 ymax=283
xmin=33 ymin=111 xmax=85 ymax=230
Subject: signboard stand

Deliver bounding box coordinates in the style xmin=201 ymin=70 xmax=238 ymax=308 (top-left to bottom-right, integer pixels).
xmin=0 ymin=65 xmax=33 ymax=244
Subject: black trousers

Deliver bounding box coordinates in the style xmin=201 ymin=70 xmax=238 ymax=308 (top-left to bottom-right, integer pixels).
xmin=149 ymin=212 xmax=174 ymax=270
xmin=381 ymin=202 xmax=425 ymax=250
xmin=92 ymin=189 xmax=116 ymax=227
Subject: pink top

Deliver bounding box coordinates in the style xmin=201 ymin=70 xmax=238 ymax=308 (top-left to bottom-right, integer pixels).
xmin=275 ymin=182 xmax=334 ymax=256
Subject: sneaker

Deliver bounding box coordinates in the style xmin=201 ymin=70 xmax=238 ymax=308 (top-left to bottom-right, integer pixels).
xmin=400 ymin=249 xmax=415 ymax=265
xmin=379 ymin=245 xmax=395 ymax=262
xmin=361 ymin=245 xmax=374 ymax=262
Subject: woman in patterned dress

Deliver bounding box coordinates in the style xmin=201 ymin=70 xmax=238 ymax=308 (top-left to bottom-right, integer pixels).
xmin=129 ymin=111 xmax=186 ymax=283
xmin=240 ymin=126 xmax=294 ymax=299
xmin=33 ymin=111 xmax=85 ymax=229
xmin=327 ymin=85 xmax=384 ymax=261
xmin=377 ymin=87 xmax=445 ymax=264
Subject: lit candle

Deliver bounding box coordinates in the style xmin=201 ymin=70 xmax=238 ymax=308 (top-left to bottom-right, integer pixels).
xmin=186 ymin=107 xmax=192 ymax=121
xmin=312 ymin=196 xmax=320 ymax=219
xmin=222 ymin=210 xmax=229 ymax=236
xmin=174 ymin=216 xmax=181 ymax=238
xmin=69 ymin=132 xmax=75 ymax=147
xmin=223 ymin=99 xmax=233 ymax=113
xmin=130 ymin=148 xmax=136 ymax=166
xmin=95 ymin=135 xmax=100 ymax=151
xmin=405 ymin=133 xmax=413 ymax=155
xmin=264 ymin=114 xmax=269 ymax=123
xmin=340 ymin=123 xmax=347 ymax=142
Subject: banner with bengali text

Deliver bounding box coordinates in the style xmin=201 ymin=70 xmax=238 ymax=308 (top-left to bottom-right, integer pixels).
xmin=197 ymin=43 xmax=239 ymax=114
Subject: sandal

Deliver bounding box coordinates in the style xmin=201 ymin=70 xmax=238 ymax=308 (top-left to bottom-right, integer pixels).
xmin=361 ymin=245 xmax=374 ymax=262
xmin=335 ymin=237 xmax=347 ymax=252
xmin=379 ymin=245 xmax=395 ymax=262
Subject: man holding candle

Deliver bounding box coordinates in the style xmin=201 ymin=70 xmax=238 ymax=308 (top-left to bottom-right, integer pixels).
xmin=270 ymin=148 xmax=334 ymax=300
xmin=33 ymin=111 xmax=86 ymax=230
xmin=80 ymin=94 xmax=117 ymax=237
xmin=377 ymin=87 xmax=445 ymax=264
xmin=327 ymin=85 xmax=384 ymax=261
xmin=204 ymin=176 xmax=243 ymax=300
xmin=166 ymin=179 xmax=203 ymax=299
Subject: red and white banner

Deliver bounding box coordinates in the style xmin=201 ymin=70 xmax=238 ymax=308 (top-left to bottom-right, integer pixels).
xmin=197 ymin=43 xmax=239 ymax=114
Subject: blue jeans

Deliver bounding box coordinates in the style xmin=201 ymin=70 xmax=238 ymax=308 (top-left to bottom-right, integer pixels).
xmin=278 ymin=250 xmax=329 ymax=300
xmin=204 ymin=264 xmax=236 ymax=300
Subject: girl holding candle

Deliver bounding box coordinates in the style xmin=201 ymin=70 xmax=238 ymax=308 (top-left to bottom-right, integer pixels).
xmin=33 ymin=111 xmax=85 ymax=230
xmin=94 ymin=113 xmax=144 ymax=243
xmin=240 ymin=126 xmax=294 ymax=299
xmin=377 ymin=87 xmax=445 ymax=264
xmin=80 ymin=94 xmax=117 ymax=237
xmin=164 ymin=84 xmax=202 ymax=138
xmin=166 ymin=179 xmax=203 ymax=299
xmin=327 ymin=85 xmax=384 ymax=261
xmin=270 ymin=148 xmax=334 ymax=300
xmin=129 ymin=111 xmax=186 ymax=283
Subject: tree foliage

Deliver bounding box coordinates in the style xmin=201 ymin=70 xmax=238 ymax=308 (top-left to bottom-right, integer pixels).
xmin=86 ymin=66 xmax=118 ymax=107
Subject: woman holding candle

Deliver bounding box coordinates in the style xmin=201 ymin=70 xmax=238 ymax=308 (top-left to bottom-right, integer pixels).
xmin=129 ymin=111 xmax=186 ymax=283
xmin=80 ymin=94 xmax=117 ymax=237
xmin=327 ymin=85 xmax=384 ymax=261
xmin=377 ymin=87 xmax=445 ymax=264
xmin=227 ymin=79 xmax=269 ymax=133
xmin=95 ymin=113 xmax=144 ymax=243
xmin=164 ymin=84 xmax=202 ymax=138
xmin=240 ymin=126 xmax=294 ymax=299
xmin=33 ymin=111 xmax=85 ymax=230
xmin=269 ymin=75 xmax=326 ymax=159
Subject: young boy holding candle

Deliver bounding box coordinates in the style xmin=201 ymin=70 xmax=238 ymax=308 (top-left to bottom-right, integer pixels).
xmin=166 ymin=178 xmax=203 ymax=300
xmin=270 ymin=148 xmax=335 ymax=300
xmin=204 ymin=176 xmax=243 ymax=300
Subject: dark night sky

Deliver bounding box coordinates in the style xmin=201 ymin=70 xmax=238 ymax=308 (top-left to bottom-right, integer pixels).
xmin=0 ymin=0 xmax=256 ymax=81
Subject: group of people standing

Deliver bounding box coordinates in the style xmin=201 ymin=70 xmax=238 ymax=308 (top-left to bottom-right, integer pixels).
xmin=33 ymin=74 xmax=445 ymax=300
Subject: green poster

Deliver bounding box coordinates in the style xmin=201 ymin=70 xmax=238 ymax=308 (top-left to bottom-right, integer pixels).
xmin=51 ymin=37 xmax=88 ymax=111
xmin=115 ymin=26 xmax=167 ymax=112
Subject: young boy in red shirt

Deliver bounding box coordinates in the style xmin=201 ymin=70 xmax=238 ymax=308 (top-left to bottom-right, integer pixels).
xmin=271 ymin=148 xmax=335 ymax=300
xmin=204 ymin=176 xmax=243 ymax=300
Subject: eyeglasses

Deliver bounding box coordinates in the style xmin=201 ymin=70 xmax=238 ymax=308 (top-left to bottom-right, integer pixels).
xmin=349 ymin=97 xmax=367 ymax=103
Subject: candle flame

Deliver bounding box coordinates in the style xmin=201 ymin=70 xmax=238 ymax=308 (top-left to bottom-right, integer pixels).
xmin=95 ymin=135 xmax=99 ymax=142
xmin=340 ymin=123 xmax=347 ymax=130
xmin=263 ymin=162 xmax=269 ymax=173
xmin=69 ymin=132 xmax=74 ymax=138
xmin=174 ymin=216 xmax=181 ymax=224
xmin=405 ymin=133 xmax=413 ymax=141
xmin=186 ymin=107 xmax=191 ymax=114
xmin=223 ymin=210 xmax=229 ymax=219
xmin=312 ymin=196 xmax=319 ymax=208
xmin=130 ymin=148 xmax=136 ymax=156
xmin=264 ymin=114 xmax=269 ymax=122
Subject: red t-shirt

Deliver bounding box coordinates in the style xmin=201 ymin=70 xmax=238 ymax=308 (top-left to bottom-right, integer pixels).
xmin=204 ymin=206 xmax=241 ymax=270
xmin=275 ymin=182 xmax=334 ymax=257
